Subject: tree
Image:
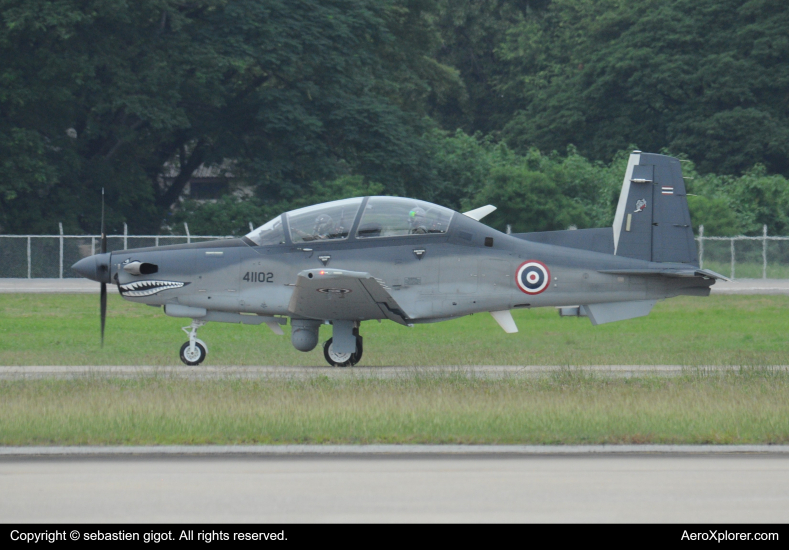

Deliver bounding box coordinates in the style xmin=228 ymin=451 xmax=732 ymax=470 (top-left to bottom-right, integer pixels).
xmin=0 ymin=0 xmax=456 ymax=234
xmin=497 ymin=0 xmax=789 ymax=176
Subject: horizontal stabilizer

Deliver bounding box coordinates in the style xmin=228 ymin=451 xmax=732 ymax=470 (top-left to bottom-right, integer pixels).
xmin=463 ymin=205 xmax=496 ymax=221
xmin=598 ymin=268 xmax=729 ymax=281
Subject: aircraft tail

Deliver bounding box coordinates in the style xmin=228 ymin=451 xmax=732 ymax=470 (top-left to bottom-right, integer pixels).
xmin=612 ymin=151 xmax=697 ymax=264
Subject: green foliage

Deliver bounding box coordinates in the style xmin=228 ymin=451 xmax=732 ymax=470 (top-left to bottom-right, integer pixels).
xmin=686 ymin=196 xmax=742 ymax=236
xmin=0 ymin=0 xmax=447 ymax=234
xmin=496 ymin=0 xmax=789 ymax=176
xmin=470 ymin=164 xmax=588 ymax=233
xmin=426 ymin=131 xmax=625 ymax=232
xmin=2 ymin=0 xmax=788 ymax=237
xmin=172 ymin=176 xmax=384 ymax=236
xmin=687 ymin=165 xmax=789 ymax=236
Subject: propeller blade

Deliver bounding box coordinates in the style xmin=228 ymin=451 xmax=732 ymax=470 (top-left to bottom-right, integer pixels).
xmin=100 ymin=282 xmax=107 ymax=347
xmin=100 ymin=188 xmax=107 ymax=254
xmin=100 ymin=188 xmax=107 ymax=347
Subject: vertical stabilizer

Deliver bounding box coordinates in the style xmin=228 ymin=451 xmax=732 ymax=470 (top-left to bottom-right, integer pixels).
xmin=612 ymin=152 xmax=697 ymax=265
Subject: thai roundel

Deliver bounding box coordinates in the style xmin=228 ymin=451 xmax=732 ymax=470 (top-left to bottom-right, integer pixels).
xmin=516 ymin=260 xmax=551 ymax=295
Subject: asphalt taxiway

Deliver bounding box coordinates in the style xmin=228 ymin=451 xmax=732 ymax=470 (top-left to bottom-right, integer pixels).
xmin=1 ymin=451 xmax=788 ymax=522
xmin=2 ymin=364 xmax=785 ymax=379
xmin=2 ymin=277 xmax=789 ymax=294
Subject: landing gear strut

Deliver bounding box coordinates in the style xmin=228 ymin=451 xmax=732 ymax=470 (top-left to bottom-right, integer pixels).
xmin=180 ymin=320 xmax=208 ymax=365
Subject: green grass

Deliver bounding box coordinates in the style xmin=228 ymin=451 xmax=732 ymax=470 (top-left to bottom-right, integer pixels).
xmin=0 ymin=294 xmax=787 ymax=366
xmin=2 ymin=294 xmax=788 ymax=446
xmin=1 ymin=370 xmax=788 ymax=445
xmin=701 ymin=261 xmax=789 ymax=279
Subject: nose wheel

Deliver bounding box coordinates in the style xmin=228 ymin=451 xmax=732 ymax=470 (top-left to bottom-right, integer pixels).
xmin=180 ymin=320 xmax=208 ymax=365
xmin=323 ymin=336 xmax=363 ymax=367
xmin=180 ymin=341 xmax=207 ymax=365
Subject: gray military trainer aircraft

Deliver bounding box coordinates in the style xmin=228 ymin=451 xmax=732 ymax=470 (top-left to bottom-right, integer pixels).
xmin=73 ymin=151 xmax=725 ymax=366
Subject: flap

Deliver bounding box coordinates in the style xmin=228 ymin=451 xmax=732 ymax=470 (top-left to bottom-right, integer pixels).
xmin=288 ymin=268 xmax=409 ymax=324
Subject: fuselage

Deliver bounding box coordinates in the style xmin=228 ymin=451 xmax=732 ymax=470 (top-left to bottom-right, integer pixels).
xmin=102 ymin=207 xmax=711 ymax=324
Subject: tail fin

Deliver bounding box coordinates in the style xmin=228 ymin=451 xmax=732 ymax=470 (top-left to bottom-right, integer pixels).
xmin=612 ymin=151 xmax=697 ymax=264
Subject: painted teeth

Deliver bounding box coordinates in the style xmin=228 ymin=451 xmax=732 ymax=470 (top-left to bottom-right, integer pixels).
xmin=119 ymin=280 xmax=185 ymax=297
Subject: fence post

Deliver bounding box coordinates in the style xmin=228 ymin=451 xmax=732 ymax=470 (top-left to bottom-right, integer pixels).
xmin=698 ymin=225 xmax=704 ymax=270
xmin=184 ymin=223 xmax=191 ymax=244
xmin=763 ymin=224 xmax=768 ymax=279
xmin=249 ymin=222 xmax=254 ymax=232
xmin=155 ymin=236 xmax=159 ymax=247
xmin=58 ymin=223 xmax=64 ymax=279
xmin=123 ymin=223 xmax=128 ymax=250
xmin=27 ymin=236 xmax=31 ymax=279
xmin=91 ymin=236 xmax=95 ymax=256
xmin=506 ymin=224 xmax=512 ymax=235
xmin=730 ymin=238 xmax=735 ymax=280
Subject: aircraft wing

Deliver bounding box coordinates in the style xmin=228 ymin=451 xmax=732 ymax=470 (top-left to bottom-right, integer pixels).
xmin=288 ymin=268 xmax=409 ymax=325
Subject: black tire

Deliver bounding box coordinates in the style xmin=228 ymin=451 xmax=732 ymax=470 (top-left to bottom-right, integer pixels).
xmin=323 ymin=336 xmax=362 ymax=367
xmin=180 ymin=341 xmax=207 ymax=365
xmin=352 ymin=336 xmax=363 ymax=364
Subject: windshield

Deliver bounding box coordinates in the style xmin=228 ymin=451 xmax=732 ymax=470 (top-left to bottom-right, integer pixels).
xmin=245 ymin=215 xmax=286 ymax=246
xmin=287 ymin=198 xmax=363 ymax=243
xmin=356 ymin=197 xmax=453 ymax=238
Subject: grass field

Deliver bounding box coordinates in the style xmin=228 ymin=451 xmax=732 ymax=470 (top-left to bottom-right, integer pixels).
xmin=701 ymin=261 xmax=789 ymax=279
xmin=1 ymin=294 xmax=787 ymax=366
xmin=1 ymin=294 xmax=788 ymax=445
xmin=1 ymin=370 xmax=788 ymax=445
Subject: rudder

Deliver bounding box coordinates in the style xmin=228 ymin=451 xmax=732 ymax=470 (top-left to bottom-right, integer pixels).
xmin=613 ymin=151 xmax=697 ymax=265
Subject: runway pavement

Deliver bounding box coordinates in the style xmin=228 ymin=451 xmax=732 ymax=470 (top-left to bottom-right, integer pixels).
xmin=1 ymin=453 xmax=788 ymax=522
xmin=2 ymin=277 xmax=789 ymax=294
xmin=2 ymin=364 xmax=785 ymax=379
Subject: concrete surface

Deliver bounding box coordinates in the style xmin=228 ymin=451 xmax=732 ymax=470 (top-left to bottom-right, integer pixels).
xmin=1 ymin=454 xmax=788 ymax=522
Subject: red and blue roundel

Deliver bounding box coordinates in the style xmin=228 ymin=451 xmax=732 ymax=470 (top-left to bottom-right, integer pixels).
xmin=516 ymin=260 xmax=551 ymax=294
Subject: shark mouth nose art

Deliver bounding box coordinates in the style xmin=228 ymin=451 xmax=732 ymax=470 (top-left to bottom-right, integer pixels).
xmin=119 ymin=280 xmax=188 ymax=297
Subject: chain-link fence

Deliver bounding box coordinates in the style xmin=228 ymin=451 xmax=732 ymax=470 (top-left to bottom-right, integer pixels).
xmin=0 ymin=223 xmax=232 ymax=278
xmin=697 ymin=225 xmax=789 ymax=279
xmin=1 ymin=223 xmax=788 ymax=279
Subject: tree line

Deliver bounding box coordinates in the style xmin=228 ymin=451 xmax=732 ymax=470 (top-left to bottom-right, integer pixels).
xmin=1 ymin=0 xmax=787 ymax=237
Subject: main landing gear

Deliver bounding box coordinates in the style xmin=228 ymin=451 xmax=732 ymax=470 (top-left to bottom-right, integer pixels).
xmin=323 ymin=335 xmax=363 ymax=367
xmin=180 ymin=320 xmax=208 ymax=365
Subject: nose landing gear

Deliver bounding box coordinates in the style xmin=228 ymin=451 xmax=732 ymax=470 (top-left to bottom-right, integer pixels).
xmin=180 ymin=320 xmax=208 ymax=365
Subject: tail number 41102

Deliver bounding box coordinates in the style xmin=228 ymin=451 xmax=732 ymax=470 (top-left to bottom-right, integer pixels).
xmin=243 ymin=272 xmax=274 ymax=283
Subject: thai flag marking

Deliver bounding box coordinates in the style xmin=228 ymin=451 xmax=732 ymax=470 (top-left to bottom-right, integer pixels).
xmin=662 ymin=186 xmax=674 ymax=195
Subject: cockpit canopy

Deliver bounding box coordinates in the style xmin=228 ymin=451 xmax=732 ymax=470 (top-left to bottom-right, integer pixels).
xmin=244 ymin=197 xmax=454 ymax=246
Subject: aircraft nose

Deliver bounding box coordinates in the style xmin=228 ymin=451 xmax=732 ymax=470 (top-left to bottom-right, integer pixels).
xmin=72 ymin=253 xmax=112 ymax=283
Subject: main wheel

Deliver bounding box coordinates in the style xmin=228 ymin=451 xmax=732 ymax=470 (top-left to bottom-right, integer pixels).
xmin=352 ymin=336 xmax=363 ymax=364
xmin=323 ymin=337 xmax=362 ymax=367
xmin=180 ymin=341 xmax=207 ymax=365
